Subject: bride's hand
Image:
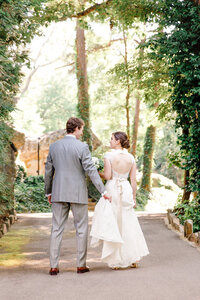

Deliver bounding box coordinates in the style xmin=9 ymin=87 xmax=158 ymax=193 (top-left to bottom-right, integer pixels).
xmin=103 ymin=193 xmax=112 ymax=203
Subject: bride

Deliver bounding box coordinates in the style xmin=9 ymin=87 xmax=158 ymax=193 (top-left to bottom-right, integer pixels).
xmin=90 ymin=131 xmax=149 ymax=269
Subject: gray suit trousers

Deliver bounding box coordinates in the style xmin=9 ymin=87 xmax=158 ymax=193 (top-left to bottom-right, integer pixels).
xmin=50 ymin=202 xmax=88 ymax=268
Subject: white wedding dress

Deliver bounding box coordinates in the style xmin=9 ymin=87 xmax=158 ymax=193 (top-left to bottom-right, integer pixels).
xmin=90 ymin=149 xmax=149 ymax=268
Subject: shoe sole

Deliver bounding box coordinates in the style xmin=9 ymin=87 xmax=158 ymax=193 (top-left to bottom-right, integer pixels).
xmin=77 ymin=269 xmax=90 ymax=274
xmin=49 ymin=269 xmax=59 ymax=275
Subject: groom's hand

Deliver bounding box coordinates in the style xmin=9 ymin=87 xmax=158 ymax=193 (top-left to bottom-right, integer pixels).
xmin=48 ymin=195 xmax=52 ymax=205
xmin=103 ymin=193 xmax=112 ymax=202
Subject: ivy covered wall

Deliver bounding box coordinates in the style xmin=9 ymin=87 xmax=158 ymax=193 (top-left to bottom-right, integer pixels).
xmin=0 ymin=0 xmax=43 ymax=219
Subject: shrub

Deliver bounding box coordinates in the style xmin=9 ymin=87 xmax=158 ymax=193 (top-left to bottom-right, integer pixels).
xmin=15 ymin=172 xmax=50 ymax=213
xmin=173 ymin=196 xmax=200 ymax=233
xmin=88 ymin=157 xmax=104 ymax=201
xmin=135 ymin=189 xmax=149 ymax=211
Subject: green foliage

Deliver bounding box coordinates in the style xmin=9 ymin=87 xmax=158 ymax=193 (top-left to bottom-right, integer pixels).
xmin=37 ymin=75 xmax=77 ymax=132
xmin=0 ymin=124 xmax=15 ymax=218
xmin=174 ymin=196 xmax=200 ymax=233
xmin=88 ymin=157 xmax=104 ymax=201
xmin=77 ymin=99 xmax=92 ymax=150
xmin=153 ymin=122 xmax=182 ymax=185
xmin=0 ymin=172 xmax=14 ymax=217
xmin=0 ymin=0 xmax=44 ymax=108
xmin=87 ymin=180 xmax=101 ymax=202
xmin=140 ymin=125 xmax=156 ymax=191
xmin=0 ymin=0 xmax=45 ymax=216
xmin=111 ymin=35 xmax=170 ymax=110
xmin=135 ymin=188 xmax=149 ymax=210
xmin=3 ymin=0 xmax=199 ymax=219
xmin=146 ymin=0 xmax=200 ymax=194
xmin=15 ymin=175 xmax=50 ymax=213
xmin=38 ymin=0 xmax=158 ymax=27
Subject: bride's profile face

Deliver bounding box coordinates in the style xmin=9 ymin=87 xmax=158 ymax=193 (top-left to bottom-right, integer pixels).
xmin=110 ymin=134 xmax=120 ymax=149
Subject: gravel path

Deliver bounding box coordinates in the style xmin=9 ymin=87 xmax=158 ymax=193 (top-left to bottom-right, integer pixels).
xmin=0 ymin=212 xmax=200 ymax=300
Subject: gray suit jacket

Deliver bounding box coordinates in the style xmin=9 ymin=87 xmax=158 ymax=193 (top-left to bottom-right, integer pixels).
xmin=45 ymin=136 xmax=105 ymax=204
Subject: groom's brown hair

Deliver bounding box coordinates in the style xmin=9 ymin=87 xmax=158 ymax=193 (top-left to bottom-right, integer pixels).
xmin=66 ymin=117 xmax=84 ymax=133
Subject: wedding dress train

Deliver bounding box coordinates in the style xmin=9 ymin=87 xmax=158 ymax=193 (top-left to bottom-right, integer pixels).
xmin=90 ymin=149 xmax=149 ymax=268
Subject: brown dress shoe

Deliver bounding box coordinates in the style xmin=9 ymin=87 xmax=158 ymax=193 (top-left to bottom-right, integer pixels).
xmin=49 ymin=268 xmax=59 ymax=275
xmin=77 ymin=266 xmax=90 ymax=274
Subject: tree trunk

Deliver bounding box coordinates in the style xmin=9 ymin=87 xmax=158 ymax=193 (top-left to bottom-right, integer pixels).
xmin=75 ymin=20 xmax=92 ymax=149
xmin=123 ymin=30 xmax=130 ymax=139
xmin=140 ymin=125 xmax=156 ymax=191
xmin=131 ymin=92 xmax=141 ymax=156
xmin=181 ymin=127 xmax=191 ymax=203
xmin=131 ymin=36 xmax=146 ymax=156
xmin=182 ymin=170 xmax=191 ymax=203
xmin=125 ymin=90 xmax=130 ymax=140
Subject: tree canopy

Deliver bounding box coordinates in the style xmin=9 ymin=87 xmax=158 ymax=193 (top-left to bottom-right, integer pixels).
xmin=1 ymin=0 xmax=200 ymax=217
xmin=146 ymin=0 xmax=200 ymax=196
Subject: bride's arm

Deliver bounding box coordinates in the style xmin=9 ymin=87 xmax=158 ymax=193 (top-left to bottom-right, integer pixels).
xmin=100 ymin=158 xmax=112 ymax=180
xmin=129 ymin=162 xmax=137 ymax=207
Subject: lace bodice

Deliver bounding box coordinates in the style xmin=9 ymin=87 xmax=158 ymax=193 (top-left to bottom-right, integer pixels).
xmin=104 ymin=149 xmax=135 ymax=180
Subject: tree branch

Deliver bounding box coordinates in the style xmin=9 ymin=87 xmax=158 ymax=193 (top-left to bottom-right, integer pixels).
xmin=19 ymin=26 xmax=59 ymax=98
xmin=56 ymin=38 xmax=123 ymax=70
xmin=59 ymin=0 xmax=113 ymax=20
xmin=55 ymin=61 xmax=75 ymax=70
xmin=20 ymin=67 xmax=39 ymax=96
xmin=20 ymin=58 xmax=60 ymax=96
xmin=87 ymin=38 xmax=123 ymax=53
xmin=33 ymin=28 xmax=55 ymax=64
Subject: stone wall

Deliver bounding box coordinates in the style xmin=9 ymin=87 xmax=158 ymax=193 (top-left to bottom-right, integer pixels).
xmin=19 ymin=129 xmax=102 ymax=176
xmin=166 ymin=209 xmax=200 ymax=247
xmin=0 ymin=130 xmax=25 ymax=238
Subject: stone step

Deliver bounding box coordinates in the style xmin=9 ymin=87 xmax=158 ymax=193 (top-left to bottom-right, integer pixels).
xmin=0 ymin=214 xmax=16 ymax=239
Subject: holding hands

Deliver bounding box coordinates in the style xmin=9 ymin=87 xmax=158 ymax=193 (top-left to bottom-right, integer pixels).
xmin=102 ymin=191 xmax=112 ymax=202
xmin=48 ymin=195 xmax=52 ymax=205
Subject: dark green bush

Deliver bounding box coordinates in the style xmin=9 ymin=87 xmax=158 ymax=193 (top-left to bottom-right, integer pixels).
xmin=174 ymin=196 xmax=200 ymax=233
xmin=87 ymin=179 xmax=101 ymax=202
xmin=15 ymin=173 xmax=51 ymax=213
xmin=135 ymin=188 xmax=149 ymax=211
xmin=88 ymin=157 xmax=104 ymax=201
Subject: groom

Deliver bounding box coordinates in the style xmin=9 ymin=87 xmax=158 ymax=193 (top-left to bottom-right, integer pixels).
xmin=45 ymin=117 xmax=110 ymax=275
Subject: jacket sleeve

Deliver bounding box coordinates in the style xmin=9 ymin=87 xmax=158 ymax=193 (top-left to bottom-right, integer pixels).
xmin=44 ymin=147 xmax=55 ymax=195
xmin=81 ymin=144 xmax=105 ymax=194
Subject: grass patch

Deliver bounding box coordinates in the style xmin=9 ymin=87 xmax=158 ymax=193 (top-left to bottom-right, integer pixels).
xmin=0 ymin=228 xmax=34 ymax=267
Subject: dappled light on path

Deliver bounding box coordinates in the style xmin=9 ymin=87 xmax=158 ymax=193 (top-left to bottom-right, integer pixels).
xmin=0 ymin=228 xmax=35 ymax=267
xmin=1 ymin=212 xmax=200 ymax=300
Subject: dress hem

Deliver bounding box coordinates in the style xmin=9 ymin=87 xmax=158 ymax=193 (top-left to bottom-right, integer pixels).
xmin=103 ymin=251 xmax=150 ymax=269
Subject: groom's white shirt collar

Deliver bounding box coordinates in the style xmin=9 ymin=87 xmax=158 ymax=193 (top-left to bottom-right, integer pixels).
xmin=66 ymin=134 xmax=76 ymax=138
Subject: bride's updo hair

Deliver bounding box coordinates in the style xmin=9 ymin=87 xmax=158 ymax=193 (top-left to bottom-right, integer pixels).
xmin=113 ymin=131 xmax=130 ymax=149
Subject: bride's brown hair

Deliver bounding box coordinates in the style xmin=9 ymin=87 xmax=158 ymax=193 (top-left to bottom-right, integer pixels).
xmin=113 ymin=131 xmax=130 ymax=149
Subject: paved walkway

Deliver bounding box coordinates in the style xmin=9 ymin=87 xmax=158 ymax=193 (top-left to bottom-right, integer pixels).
xmin=0 ymin=212 xmax=200 ymax=300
